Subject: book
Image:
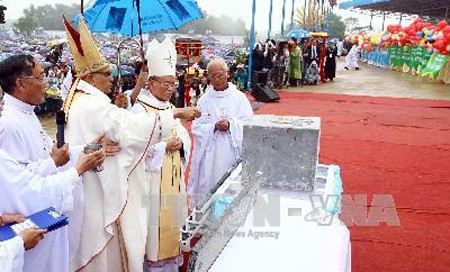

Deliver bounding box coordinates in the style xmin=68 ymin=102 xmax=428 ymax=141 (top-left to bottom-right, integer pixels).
xmin=0 ymin=207 xmax=69 ymax=242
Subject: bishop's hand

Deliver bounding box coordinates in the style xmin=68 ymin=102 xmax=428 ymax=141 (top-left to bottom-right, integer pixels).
xmin=173 ymin=107 xmax=201 ymax=121
xmin=91 ymin=133 xmax=121 ymax=156
xmin=166 ymin=137 xmax=182 ymax=153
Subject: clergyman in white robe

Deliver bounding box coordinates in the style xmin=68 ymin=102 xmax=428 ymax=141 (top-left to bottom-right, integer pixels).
xmin=188 ymin=82 xmax=253 ymax=206
xmin=0 ymin=146 xmax=86 ymax=272
xmin=65 ymin=80 xmax=173 ymax=272
xmin=132 ymin=90 xmax=191 ymax=271
xmin=0 ymin=93 xmax=83 ymax=272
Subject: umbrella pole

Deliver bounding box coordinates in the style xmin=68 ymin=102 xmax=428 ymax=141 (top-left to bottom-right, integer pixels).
xmin=80 ymin=0 xmax=84 ymax=15
xmin=136 ymin=0 xmax=145 ymax=61
xmin=117 ymin=42 xmax=123 ymax=93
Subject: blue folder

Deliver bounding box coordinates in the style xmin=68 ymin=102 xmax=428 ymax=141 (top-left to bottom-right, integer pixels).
xmin=0 ymin=207 xmax=69 ymax=242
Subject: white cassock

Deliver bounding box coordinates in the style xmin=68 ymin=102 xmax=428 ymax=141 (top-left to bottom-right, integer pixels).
xmin=64 ymin=80 xmax=172 ymax=272
xmin=0 ymin=94 xmax=82 ymax=272
xmin=0 ymin=147 xmax=82 ymax=271
xmin=346 ymin=45 xmax=359 ymax=69
xmin=0 ymin=237 xmax=24 ymax=272
xmin=131 ymin=90 xmax=191 ymax=270
xmin=188 ymin=83 xmax=253 ymax=206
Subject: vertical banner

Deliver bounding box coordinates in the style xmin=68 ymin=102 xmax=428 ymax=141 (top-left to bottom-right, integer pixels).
xmin=268 ymin=0 xmax=273 ymax=37
xmin=290 ymin=0 xmax=296 ymax=32
xmin=247 ymin=0 xmax=256 ymax=90
xmin=421 ymin=53 xmax=449 ymax=79
xmin=401 ymin=46 xmax=411 ymax=73
xmin=281 ymin=0 xmax=287 ymax=37
xmin=389 ymin=46 xmax=400 ymax=69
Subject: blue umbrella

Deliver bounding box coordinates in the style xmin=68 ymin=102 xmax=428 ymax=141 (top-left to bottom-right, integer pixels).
xmin=80 ymin=0 xmax=203 ymax=36
xmin=287 ymin=28 xmax=312 ymax=40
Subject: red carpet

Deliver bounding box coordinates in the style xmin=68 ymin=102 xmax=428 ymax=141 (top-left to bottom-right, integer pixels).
xmin=251 ymin=91 xmax=450 ymax=271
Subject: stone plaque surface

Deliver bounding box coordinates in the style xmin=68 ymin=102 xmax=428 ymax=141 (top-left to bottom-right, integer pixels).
xmin=242 ymin=115 xmax=321 ymax=191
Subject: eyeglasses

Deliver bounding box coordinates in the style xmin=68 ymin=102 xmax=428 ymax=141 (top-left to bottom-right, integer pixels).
xmin=208 ymin=72 xmax=226 ymax=80
xmin=22 ymin=75 xmax=46 ymax=82
xmin=152 ymin=78 xmax=176 ymax=89
xmin=94 ymin=71 xmax=112 ymax=77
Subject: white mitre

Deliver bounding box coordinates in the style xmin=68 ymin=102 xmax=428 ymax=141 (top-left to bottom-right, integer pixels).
xmin=146 ymin=37 xmax=177 ymax=77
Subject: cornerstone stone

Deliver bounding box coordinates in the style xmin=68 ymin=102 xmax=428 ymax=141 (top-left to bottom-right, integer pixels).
xmin=242 ymin=115 xmax=321 ymax=191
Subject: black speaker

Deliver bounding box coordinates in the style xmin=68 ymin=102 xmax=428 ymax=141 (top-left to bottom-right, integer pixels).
xmin=252 ymin=70 xmax=269 ymax=85
xmin=251 ymin=83 xmax=280 ymax=102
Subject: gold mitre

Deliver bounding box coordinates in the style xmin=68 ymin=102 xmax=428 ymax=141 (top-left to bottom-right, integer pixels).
xmin=63 ymin=14 xmax=109 ymax=77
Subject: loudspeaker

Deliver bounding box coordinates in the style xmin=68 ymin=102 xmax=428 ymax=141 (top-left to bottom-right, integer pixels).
xmin=251 ymin=83 xmax=280 ymax=102
xmin=252 ymin=70 xmax=269 ymax=85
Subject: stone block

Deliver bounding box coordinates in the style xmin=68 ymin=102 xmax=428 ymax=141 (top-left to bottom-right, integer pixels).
xmin=242 ymin=115 xmax=321 ymax=191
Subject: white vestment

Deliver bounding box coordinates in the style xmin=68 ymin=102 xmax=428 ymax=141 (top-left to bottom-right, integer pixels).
xmin=0 ymin=148 xmax=81 ymax=272
xmin=0 ymin=236 xmax=24 ymax=272
xmin=65 ymin=80 xmax=172 ymax=272
xmin=0 ymin=94 xmax=82 ymax=272
xmin=131 ymin=90 xmax=190 ymax=270
xmin=346 ymin=45 xmax=359 ymax=69
xmin=188 ymin=83 xmax=253 ymax=206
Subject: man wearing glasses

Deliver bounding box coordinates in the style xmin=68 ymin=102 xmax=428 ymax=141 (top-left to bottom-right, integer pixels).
xmin=131 ymin=37 xmax=191 ymax=272
xmin=63 ymin=16 xmax=200 ymax=272
xmin=188 ymin=58 xmax=253 ymax=206
xmin=0 ymin=84 xmax=106 ymax=272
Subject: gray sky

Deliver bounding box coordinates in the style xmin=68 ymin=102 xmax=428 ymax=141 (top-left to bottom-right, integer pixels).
xmin=1 ymin=0 xmax=414 ymax=34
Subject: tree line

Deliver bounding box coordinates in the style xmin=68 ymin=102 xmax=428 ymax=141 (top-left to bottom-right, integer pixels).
xmin=12 ymin=4 xmax=247 ymax=37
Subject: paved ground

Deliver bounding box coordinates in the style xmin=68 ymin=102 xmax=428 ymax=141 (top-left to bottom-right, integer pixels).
xmin=284 ymin=58 xmax=450 ymax=101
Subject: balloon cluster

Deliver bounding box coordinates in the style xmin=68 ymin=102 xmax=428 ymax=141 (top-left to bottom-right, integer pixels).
xmin=345 ymin=18 xmax=450 ymax=55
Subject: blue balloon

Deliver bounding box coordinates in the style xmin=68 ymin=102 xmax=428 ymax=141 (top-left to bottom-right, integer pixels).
xmin=416 ymin=31 xmax=423 ymax=37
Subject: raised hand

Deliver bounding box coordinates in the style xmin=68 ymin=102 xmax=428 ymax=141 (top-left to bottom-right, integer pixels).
xmin=173 ymin=107 xmax=202 ymax=121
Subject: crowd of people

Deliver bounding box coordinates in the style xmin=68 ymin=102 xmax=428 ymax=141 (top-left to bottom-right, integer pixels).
xmin=235 ymin=36 xmax=365 ymax=91
xmin=248 ymin=37 xmax=343 ymax=89
xmin=0 ymin=16 xmax=253 ymax=272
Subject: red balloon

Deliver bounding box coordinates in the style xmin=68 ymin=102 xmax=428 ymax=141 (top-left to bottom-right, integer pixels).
xmin=415 ymin=23 xmax=424 ymax=31
xmin=443 ymin=26 xmax=450 ymax=35
xmin=414 ymin=18 xmax=423 ymax=24
xmin=438 ymin=20 xmax=448 ymax=29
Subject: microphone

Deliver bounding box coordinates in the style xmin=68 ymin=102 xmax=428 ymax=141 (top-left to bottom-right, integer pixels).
xmin=56 ymin=110 xmax=66 ymax=148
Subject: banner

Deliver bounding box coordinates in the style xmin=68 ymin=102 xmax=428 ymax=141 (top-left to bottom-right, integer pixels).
xmin=408 ymin=47 xmax=422 ymax=70
xmin=421 ymin=53 xmax=449 ymax=79
xmin=389 ymin=46 xmax=401 ymax=68
xmin=401 ymin=46 xmax=411 ymax=72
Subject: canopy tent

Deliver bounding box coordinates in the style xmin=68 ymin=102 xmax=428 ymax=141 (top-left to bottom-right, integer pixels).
xmin=339 ymin=0 xmax=450 ymax=19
